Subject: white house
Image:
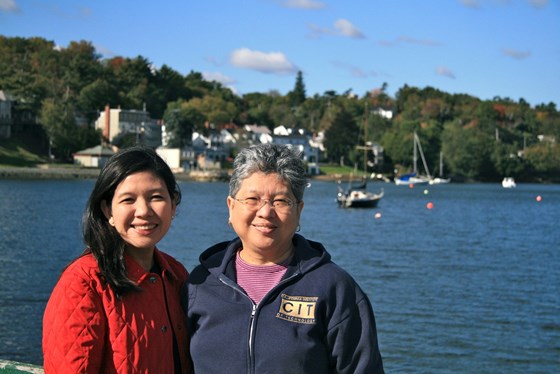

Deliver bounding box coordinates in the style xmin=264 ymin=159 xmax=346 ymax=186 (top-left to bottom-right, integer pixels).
xmin=73 ymin=145 xmax=116 ymax=168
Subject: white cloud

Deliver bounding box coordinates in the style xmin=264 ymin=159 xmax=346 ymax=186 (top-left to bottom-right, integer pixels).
xmin=281 ymin=0 xmax=326 ymax=9
xmin=308 ymin=19 xmax=365 ymax=39
xmin=502 ymin=48 xmax=531 ymax=59
xmin=334 ymin=19 xmax=365 ymax=39
xmin=203 ymin=72 xmax=238 ymax=94
xmin=0 ymin=0 xmax=19 ymax=12
xmin=436 ymin=66 xmax=456 ymax=79
xmin=230 ymin=48 xmax=297 ymax=75
xmin=202 ymin=72 xmax=237 ymax=85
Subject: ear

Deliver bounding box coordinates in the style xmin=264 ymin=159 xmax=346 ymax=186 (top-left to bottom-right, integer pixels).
xmin=101 ymin=199 xmax=112 ymax=220
xmin=226 ymin=196 xmax=234 ymax=210
xmin=296 ymin=200 xmax=304 ymax=218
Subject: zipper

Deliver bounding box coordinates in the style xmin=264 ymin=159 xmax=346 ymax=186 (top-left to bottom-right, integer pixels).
xmin=218 ymin=271 xmax=303 ymax=373
xmin=218 ymin=275 xmax=256 ymax=373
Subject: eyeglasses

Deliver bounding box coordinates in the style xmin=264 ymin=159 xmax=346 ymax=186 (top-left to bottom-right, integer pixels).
xmin=235 ymin=197 xmax=296 ymax=213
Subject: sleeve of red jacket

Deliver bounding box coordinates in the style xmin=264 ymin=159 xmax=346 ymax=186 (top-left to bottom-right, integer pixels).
xmin=43 ymin=264 xmax=107 ymax=373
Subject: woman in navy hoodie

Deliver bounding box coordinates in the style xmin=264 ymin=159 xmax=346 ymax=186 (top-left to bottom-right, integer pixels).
xmin=184 ymin=143 xmax=384 ymax=373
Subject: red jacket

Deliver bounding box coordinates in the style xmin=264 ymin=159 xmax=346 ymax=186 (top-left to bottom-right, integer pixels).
xmin=43 ymin=249 xmax=191 ymax=373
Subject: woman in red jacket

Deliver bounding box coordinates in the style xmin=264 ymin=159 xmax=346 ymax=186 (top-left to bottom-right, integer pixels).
xmin=43 ymin=146 xmax=191 ymax=373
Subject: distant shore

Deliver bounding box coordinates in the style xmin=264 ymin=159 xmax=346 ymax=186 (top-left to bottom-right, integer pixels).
xmin=0 ymin=165 xmax=344 ymax=182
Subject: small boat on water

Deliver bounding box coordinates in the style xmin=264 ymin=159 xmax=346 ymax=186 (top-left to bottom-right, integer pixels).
xmin=395 ymin=172 xmax=430 ymax=186
xmin=395 ymin=132 xmax=432 ymax=186
xmin=429 ymin=152 xmax=451 ymax=184
xmin=502 ymin=177 xmax=516 ymax=188
xmin=337 ymin=179 xmax=384 ymax=208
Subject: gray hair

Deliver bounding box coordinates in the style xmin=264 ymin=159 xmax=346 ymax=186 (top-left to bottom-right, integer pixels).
xmin=229 ymin=143 xmax=308 ymax=201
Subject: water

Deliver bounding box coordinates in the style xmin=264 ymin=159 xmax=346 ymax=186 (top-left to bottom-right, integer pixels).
xmin=0 ymin=179 xmax=558 ymax=373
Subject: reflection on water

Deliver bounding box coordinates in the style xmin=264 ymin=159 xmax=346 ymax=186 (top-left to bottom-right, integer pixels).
xmin=0 ymin=179 xmax=559 ymax=372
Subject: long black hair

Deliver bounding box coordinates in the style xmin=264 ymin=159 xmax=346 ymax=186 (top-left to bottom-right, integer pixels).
xmin=82 ymin=146 xmax=181 ymax=295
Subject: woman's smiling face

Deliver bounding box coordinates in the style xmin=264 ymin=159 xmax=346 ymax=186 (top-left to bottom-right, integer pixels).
xmin=227 ymin=172 xmax=303 ymax=262
xmin=103 ymin=171 xmax=176 ymax=254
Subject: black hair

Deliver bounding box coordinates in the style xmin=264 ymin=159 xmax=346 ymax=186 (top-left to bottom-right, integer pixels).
xmin=81 ymin=146 xmax=181 ymax=295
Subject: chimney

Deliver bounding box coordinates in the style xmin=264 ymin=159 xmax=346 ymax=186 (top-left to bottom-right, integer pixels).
xmin=104 ymin=104 xmax=110 ymax=140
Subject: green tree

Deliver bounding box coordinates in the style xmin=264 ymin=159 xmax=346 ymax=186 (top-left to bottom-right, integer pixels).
xmin=324 ymin=106 xmax=360 ymax=165
xmin=288 ymin=70 xmax=306 ymax=108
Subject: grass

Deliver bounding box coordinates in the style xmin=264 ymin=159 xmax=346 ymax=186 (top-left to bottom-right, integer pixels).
xmin=319 ymin=164 xmax=369 ymax=178
xmin=0 ymin=138 xmax=46 ymax=167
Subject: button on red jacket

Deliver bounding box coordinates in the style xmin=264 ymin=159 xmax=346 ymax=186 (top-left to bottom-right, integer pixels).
xmin=43 ymin=249 xmax=191 ymax=373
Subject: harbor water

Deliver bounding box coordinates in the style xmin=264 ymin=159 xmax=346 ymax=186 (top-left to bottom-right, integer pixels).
xmin=0 ymin=178 xmax=558 ymax=373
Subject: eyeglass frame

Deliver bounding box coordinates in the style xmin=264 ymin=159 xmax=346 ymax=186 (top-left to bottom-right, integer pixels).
xmin=234 ymin=196 xmax=298 ymax=212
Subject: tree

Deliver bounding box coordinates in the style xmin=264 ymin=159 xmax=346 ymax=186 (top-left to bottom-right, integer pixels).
xmin=288 ymin=70 xmax=306 ymax=108
xmin=324 ymin=106 xmax=360 ymax=165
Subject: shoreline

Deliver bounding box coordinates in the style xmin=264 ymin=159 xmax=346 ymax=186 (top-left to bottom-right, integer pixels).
xmin=0 ymin=166 xmax=345 ymax=182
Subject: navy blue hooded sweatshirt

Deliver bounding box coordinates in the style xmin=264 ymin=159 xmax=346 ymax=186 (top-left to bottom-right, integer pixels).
xmin=184 ymin=234 xmax=384 ymax=373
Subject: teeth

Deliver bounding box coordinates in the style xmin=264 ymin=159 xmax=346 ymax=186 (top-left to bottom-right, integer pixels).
xmin=135 ymin=224 xmax=156 ymax=230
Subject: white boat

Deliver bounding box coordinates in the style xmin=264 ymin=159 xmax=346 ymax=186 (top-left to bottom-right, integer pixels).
xmin=395 ymin=132 xmax=432 ymax=186
xmin=502 ymin=177 xmax=516 ymax=188
xmin=395 ymin=173 xmax=430 ymax=186
xmin=338 ymin=106 xmax=384 ymax=208
xmin=429 ymin=151 xmax=451 ymax=184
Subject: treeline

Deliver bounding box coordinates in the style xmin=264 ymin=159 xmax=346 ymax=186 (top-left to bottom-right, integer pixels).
xmin=1 ymin=36 xmax=559 ymax=182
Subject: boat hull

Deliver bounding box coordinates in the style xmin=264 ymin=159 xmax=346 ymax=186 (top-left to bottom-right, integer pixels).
xmin=337 ymin=189 xmax=383 ymax=208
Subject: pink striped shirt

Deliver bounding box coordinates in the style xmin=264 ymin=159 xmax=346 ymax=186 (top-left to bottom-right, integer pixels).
xmin=235 ymin=251 xmax=290 ymax=304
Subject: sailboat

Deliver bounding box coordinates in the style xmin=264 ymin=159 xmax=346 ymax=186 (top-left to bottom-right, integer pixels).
xmin=395 ymin=132 xmax=431 ymax=186
xmin=429 ymin=151 xmax=451 ymax=184
xmin=336 ymin=104 xmax=384 ymax=208
xmin=337 ymin=177 xmax=384 ymax=208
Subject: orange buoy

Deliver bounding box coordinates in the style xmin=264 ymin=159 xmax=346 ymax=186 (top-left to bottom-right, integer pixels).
xmin=536 ymin=195 xmax=542 ymax=202
xmin=426 ymin=202 xmax=434 ymax=209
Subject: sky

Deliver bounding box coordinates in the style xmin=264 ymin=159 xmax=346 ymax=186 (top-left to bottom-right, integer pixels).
xmin=1 ymin=0 xmax=559 ymax=107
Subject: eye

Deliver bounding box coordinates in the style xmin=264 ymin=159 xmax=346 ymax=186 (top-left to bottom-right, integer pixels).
xmin=244 ymin=197 xmax=260 ymax=206
xmin=273 ymin=199 xmax=292 ymax=207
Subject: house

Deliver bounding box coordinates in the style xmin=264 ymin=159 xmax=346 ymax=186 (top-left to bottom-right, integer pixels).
xmin=243 ymin=124 xmax=273 ymax=144
xmin=156 ymin=148 xmax=183 ymax=172
xmin=73 ymin=145 xmax=116 ymax=168
xmin=272 ymin=126 xmax=321 ymax=175
xmin=0 ymin=90 xmax=13 ymax=139
xmin=94 ymin=105 xmax=162 ymax=148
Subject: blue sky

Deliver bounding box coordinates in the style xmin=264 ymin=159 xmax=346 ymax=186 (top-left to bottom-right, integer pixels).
xmin=1 ymin=0 xmax=559 ymax=107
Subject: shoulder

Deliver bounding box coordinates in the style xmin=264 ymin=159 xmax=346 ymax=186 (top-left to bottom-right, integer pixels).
xmin=157 ymin=250 xmax=189 ymax=280
xmin=60 ymin=253 xmax=100 ymax=282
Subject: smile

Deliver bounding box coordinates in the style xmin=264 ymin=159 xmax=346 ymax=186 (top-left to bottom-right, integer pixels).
xmin=133 ymin=224 xmax=157 ymax=230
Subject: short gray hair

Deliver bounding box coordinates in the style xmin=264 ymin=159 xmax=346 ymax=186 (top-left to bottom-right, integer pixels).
xmin=229 ymin=143 xmax=308 ymax=201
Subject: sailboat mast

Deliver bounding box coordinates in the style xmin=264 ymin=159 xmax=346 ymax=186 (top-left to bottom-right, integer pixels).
xmin=439 ymin=151 xmax=444 ymax=178
xmin=413 ymin=132 xmax=418 ymax=174
xmin=363 ymin=102 xmax=368 ymax=175
xmin=414 ymin=132 xmax=432 ymax=178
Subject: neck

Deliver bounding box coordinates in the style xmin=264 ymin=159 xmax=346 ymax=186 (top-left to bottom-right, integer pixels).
xmin=125 ymin=247 xmax=155 ymax=272
xmin=239 ymin=245 xmax=294 ymax=266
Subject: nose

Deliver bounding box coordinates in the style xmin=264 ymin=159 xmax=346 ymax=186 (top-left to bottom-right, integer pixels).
xmin=135 ymin=198 xmax=153 ymax=217
xmin=256 ymin=199 xmax=276 ymax=216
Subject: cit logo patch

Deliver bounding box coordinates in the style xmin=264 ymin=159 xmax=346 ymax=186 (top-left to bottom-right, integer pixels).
xmin=276 ymin=294 xmax=318 ymax=324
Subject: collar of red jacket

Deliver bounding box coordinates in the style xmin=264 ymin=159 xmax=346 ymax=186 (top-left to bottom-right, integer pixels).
xmin=124 ymin=248 xmax=179 ymax=284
